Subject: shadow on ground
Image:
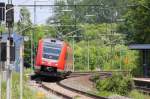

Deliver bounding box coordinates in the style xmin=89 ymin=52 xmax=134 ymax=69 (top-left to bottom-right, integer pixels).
xmin=30 ymin=74 xmax=64 ymax=83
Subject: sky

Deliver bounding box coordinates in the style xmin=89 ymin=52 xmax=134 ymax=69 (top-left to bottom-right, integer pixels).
xmin=1 ymin=0 xmax=55 ymax=24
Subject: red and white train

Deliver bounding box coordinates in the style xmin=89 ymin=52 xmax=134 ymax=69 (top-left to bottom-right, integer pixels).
xmin=35 ymin=38 xmax=73 ymax=77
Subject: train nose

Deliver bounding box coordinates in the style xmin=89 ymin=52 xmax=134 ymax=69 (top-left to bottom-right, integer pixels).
xmin=42 ymin=60 xmax=58 ymax=67
xmin=51 ymin=62 xmax=58 ymax=66
xmin=55 ymin=63 xmax=58 ymax=66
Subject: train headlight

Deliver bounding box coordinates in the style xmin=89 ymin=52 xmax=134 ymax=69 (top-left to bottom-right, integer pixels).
xmin=42 ymin=61 xmax=47 ymax=64
xmin=34 ymin=66 xmax=41 ymax=70
xmin=55 ymin=63 xmax=58 ymax=66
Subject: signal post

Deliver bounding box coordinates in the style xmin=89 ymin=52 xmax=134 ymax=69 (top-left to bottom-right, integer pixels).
xmin=6 ymin=3 xmax=14 ymax=99
xmin=0 ymin=2 xmax=5 ymax=99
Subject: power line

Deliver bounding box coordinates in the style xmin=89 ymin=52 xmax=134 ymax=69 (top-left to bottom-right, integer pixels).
xmin=14 ymin=4 xmax=126 ymax=9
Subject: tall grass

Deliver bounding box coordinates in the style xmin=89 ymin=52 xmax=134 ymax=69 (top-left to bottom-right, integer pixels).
xmin=1 ymin=69 xmax=40 ymax=99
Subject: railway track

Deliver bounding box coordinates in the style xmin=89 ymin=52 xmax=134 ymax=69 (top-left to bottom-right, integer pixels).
xmin=133 ymin=78 xmax=150 ymax=94
xmin=41 ymin=81 xmax=107 ymax=99
xmin=34 ymin=72 xmax=108 ymax=99
xmin=68 ymin=71 xmax=111 ymax=78
xmin=134 ymin=86 xmax=150 ymax=94
xmin=72 ymin=70 xmax=130 ymax=74
xmin=68 ymin=70 xmax=129 ymax=79
xmin=31 ymin=71 xmax=130 ymax=99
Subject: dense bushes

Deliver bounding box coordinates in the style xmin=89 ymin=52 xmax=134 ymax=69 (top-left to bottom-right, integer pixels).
xmin=95 ymin=74 xmax=150 ymax=98
xmin=96 ymin=73 xmax=133 ymax=96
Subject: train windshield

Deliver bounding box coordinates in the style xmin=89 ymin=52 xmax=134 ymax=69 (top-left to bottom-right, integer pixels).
xmin=43 ymin=42 xmax=62 ymax=60
xmin=43 ymin=47 xmax=61 ymax=55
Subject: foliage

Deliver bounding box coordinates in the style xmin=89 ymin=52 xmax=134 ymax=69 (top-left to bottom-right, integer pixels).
xmin=0 ymin=24 xmax=5 ymax=33
xmin=47 ymin=0 xmax=78 ymax=37
xmin=81 ymin=23 xmax=124 ymax=44
xmin=50 ymin=0 xmax=128 ymax=24
xmin=47 ymin=0 xmax=128 ymax=39
xmin=129 ymin=90 xmax=150 ymax=99
xmin=73 ymin=24 xmax=140 ymax=75
xmin=17 ymin=7 xmax=32 ymax=35
xmin=17 ymin=7 xmax=32 ymax=66
xmin=74 ymin=42 xmax=141 ymax=75
xmin=118 ymin=0 xmax=150 ymax=43
xmin=2 ymin=72 xmax=37 ymax=99
xmin=96 ymin=73 xmax=133 ymax=96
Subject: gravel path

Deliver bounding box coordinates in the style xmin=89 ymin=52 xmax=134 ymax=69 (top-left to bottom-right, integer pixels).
xmin=28 ymin=80 xmax=62 ymax=99
xmin=108 ymin=95 xmax=131 ymax=99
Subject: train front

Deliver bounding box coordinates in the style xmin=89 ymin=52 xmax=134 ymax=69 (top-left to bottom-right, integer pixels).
xmin=35 ymin=38 xmax=67 ymax=75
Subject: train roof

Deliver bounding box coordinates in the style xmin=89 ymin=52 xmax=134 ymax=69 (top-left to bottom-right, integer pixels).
xmin=43 ymin=38 xmax=64 ymax=45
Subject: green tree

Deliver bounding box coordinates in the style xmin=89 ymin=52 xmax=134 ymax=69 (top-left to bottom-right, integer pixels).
xmin=119 ymin=0 xmax=150 ymax=43
xmin=17 ymin=7 xmax=32 ymax=66
xmin=46 ymin=0 xmax=80 ymax=38
xmin=17 ymin=7 xmax=32 ymax=35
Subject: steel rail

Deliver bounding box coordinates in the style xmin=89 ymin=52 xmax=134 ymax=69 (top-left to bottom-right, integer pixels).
xmin=41 ymin=81 xmax=107 ymax=99
xmin=56 ymin=81 xmax=107 ymax=99
xmin=41 ymin=84 xmax=72 ymax=99
xmin=71 ymin=70 xmax=130 ymax=75
xmin=133 ymin=78 xmax=150 ymax=94
xmin=134 ymin=86 xmax=150 ymax=94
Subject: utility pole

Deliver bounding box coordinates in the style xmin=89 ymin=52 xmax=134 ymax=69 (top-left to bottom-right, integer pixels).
xmin=30 ymin=0 xmax=37 ymax=70
xmin=0 ymin=2 xmax=5 ymax=99
xmin=87 ymin=38 xmax=90 ymax=71
xmin=0 ymin=22 xmax=2 ymax=99
xmin=31 ymin=30 xmax=33 ymax=69
xmin=110 ymin=9 xmax=117 ymax=69
xmin=73 ymin=1 xmax=77 ymax=72
xmin=32 ymin=0 xmax=48 ymax=70
xmin=72 ymin=36 xmax=75 ymax=71
xmin=6 ymin=28 xmax=11 ymax=99
xmin=6 ymin=2 xmax=14 ymax=99
xmin=67 ymin=35 xmax=82 ymax=72
xmin=20 ymin=40 xmax=23 ymax=99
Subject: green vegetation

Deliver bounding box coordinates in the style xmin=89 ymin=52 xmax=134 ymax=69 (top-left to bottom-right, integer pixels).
xmin=119 ymin=0 xmax=150 ymax=43
xmin=1 ymin=71 xmax=36 ymax=99
xmin=94 ymin=74 xmax=150 ymax=99
xmin=74 ymin=40 xmax=140 ymax=72
xmin=96 ymin=73 xmax=133 ymax=96
xmin=129 ymin=90 xmax=150 ymax=99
